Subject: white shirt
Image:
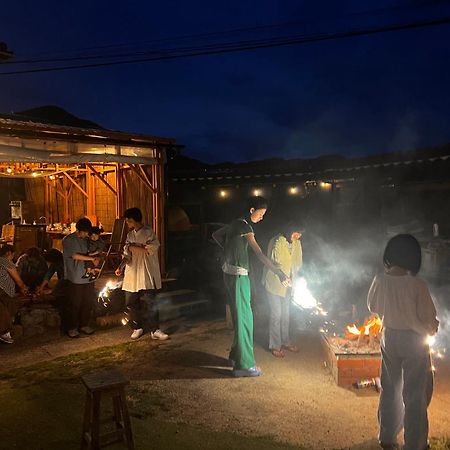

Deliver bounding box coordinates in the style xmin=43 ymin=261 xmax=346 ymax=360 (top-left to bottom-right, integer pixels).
xmin=122 ymin=225 xmax=162 ymax=293
xmin=367 ymin=272 xmax=439 ymax=336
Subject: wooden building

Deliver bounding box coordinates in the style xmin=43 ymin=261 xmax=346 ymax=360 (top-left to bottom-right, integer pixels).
xmin=0 ymin=111 xmax=181 ymax=271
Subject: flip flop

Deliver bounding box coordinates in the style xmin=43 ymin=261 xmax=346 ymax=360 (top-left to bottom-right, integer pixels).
xmin=283 ymin=344 xmax=299 ymax=353
xmin=271 ymin=349 xmax=285 ymax=358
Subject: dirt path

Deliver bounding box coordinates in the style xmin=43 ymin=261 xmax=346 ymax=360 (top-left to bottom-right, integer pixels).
xmin=2 ymin=318 xmax=449 ymax=449
xmin=118 ymin=320 xmax=450 ymax=449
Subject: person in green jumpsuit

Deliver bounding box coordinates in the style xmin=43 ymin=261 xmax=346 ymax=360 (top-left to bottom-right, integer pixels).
xmin=213 ymin=197 xmax=289 ymax=377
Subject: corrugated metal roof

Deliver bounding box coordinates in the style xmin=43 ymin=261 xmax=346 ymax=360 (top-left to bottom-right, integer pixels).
xmin=0 ymin=116 xmax=178 ymax=147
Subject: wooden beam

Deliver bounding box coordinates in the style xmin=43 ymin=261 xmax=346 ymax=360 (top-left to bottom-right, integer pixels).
xmin=86 ymin=164 xmax=117 ymax=195
xmin=138 ymin=165 xmax=156 ymax=192
xmin=62 ymin=171 xmax=88 ymax=198
xmin=129 ymin=164 xmax=155 ymax=193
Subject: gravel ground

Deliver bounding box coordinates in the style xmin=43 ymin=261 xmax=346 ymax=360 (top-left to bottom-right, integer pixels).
xmin=119 ymin=319 xmax=450 ymax=450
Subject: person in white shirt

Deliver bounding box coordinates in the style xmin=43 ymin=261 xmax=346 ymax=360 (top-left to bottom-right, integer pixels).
xmin=368 ymin=234 xmax=439 ymax=450
xmin=115 ymin=208 xmax=168 ymax=341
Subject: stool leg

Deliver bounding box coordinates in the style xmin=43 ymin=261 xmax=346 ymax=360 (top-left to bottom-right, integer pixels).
xmin=91 ymin=391 xmax=101 ymax=450
xmin=119 ymin=391 xmax=135 ymax=450
xmin=112 ymin=394 xmax=124 ymax=440
xmin=81 ymin=391 xmax=92 ymax=450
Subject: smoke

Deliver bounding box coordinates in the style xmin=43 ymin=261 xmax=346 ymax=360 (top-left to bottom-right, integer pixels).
xmin=429 ymin=283 xmax=450 ymax=352
xmin=300 ymin=223 xmax=383 ymax=325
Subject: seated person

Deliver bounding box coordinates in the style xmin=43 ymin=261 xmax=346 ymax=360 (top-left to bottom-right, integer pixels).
xmin=0 ymin=245 xmax=29 ymax=344
xmin=16 ymin=247 xmax=48 ymax=293
xmin=36 ymin=249 xmax=64 ymax=296
xmin=82 ymin=227 xmax=106 ymax=281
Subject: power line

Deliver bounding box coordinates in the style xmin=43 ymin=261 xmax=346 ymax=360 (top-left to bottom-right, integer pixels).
xmin=1 ymin=15 xmax=449 ymax=76
xmin=6 ymin=0 xmax=448 ymax=63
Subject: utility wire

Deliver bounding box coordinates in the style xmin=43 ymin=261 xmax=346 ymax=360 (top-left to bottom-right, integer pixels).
xmin=6 ymin=0 xmax=448 ymax=63
xmin=1 ymin=15 xmax=449 ymax=76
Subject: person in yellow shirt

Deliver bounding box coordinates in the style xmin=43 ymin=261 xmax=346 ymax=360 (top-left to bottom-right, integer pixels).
xmin=263 ymin=223 xmax=303 ymax=358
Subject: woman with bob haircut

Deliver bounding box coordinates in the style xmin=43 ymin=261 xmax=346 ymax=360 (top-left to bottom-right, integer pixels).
xmin=368 ymin=234 xmax=439 ymax=450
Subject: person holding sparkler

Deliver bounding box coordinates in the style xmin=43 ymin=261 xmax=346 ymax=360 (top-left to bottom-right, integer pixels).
xmin=263 ymin=223 xmax=303 ymax=358
xmin=213 ymin=197 xmax=289 ymax=377
xmin=367 ymin=234 xmax=439 ymax=450
xmin=115 ymin=208 xmax=168 ymax=341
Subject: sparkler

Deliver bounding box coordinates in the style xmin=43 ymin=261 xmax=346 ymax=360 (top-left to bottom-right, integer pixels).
xmin=291 ymin=276 xmax=335 ymax=334
xmin=426 ymin=334 xmax=446 ymax=373
xmin=292 ymin=277 xmax=318 ymax=309
xmin=97 ymin=279 xmax=122 ymax=308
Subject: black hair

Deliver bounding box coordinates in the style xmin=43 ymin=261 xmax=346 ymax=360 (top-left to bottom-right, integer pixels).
xmin=281 ymin=221 xmax=303 ymax=240
xmin=90 ymin=226 xmax=101 ymax=235
xmin=76 ymin=218 xmax=92 ymax=232
xmin=44 ymin=249 xmax=63 ymax=264
xmin=246 ymin=196 xmax=268 ymax=212
xmin=24 ymin=246 xmax=43 ymax=260
xmin=383 ymin=234 xmax=422 ymax=275
xmin=0 ymin=244 xmax=15 ymax=257
xmin=124 ymin=207 xmax=143 ymax=222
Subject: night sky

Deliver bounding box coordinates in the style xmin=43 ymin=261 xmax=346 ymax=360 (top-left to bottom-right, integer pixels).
xmin=1 ymin=0 xmax=450 ymax=163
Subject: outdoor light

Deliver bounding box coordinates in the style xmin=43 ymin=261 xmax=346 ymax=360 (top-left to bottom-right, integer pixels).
xmin=289 ymin=186 xmax=299 ymax=195
xmin=253 ymin=189 xmax=261 ymax=196
xmin=219 ymin=190 xmax=227 ymax=198
xmin=320 ymin=181 xmax=332 ymax=190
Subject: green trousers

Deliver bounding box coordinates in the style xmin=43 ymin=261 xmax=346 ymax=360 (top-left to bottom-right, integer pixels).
xmin=224 ymin=273 xmax=256 ymax=370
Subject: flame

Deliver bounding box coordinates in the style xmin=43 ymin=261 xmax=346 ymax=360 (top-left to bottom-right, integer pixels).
xmin=346 ymin=324 xmax=361 ymax=336
xmin=345 ymin=316 xmax=382 ymax=339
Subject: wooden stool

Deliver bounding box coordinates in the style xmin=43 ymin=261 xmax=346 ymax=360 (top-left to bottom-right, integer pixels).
xmin=81 ymin=368 xmax=134 ymax=450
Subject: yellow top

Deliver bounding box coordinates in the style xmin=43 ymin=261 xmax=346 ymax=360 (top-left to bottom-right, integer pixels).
xmin=263 ymin=234 xmax=303 ymax=297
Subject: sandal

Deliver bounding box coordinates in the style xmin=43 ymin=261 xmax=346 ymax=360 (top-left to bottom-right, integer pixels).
xmin=271 ymin=349 xmax=285 ymax=358
xmin=283 ymin=344 xmax=299 ymax=353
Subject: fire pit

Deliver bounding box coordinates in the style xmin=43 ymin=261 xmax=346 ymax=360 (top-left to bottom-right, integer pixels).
xmin=322 ymin=316 xmax=382 ymax=387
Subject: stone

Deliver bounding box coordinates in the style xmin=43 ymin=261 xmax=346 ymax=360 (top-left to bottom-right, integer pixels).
xmin=10 ymin=324 xmax=23 ymax=339
xmin=45 ymin=310 xmax=61 ymax=328
xmin=23 ymin=325 xmax=45 ymax=338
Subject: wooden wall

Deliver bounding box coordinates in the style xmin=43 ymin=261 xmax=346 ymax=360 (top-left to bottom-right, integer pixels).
xmin=24 ymin=168 xmax=155 ymax=231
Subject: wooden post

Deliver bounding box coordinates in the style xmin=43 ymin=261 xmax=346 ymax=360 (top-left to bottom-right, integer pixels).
xmin=86 ymin=165 xmax=96 ymax=219
xmin=115 ymin=163 xmax=124 ymax=218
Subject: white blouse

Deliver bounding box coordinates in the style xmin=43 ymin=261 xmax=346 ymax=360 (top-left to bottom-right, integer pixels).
xmin=122 ymin=225 xmax=162 ymax=292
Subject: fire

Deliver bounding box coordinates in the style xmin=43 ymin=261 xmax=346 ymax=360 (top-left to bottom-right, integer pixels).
xmin=345 ymin=315 xmax=382 ymax=340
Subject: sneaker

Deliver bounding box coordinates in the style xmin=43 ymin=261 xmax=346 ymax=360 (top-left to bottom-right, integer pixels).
xmin=151 ymin=329 xmax=169 ymax=340
xmin=0 ymin=331 xmax=14 ymax=344
xmin=232 ymin=366 xmax=262 ymax=378
xmin=67 ymin=329 xmax=80 ymax=338
xmin=379 ymin=443 xmax=400 ymax=450
xmin=131 ymin=328 xmax=144 ymax=340
xmin=80 ymin=326 xmax=95 ymax=335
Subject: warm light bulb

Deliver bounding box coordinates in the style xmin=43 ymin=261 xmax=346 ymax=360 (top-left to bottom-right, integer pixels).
xmin=289 ymin=186 xmax=298 ymax=195
xmin=219 ymin=190 xmax=227 ymax=198
xmin=32 ymin=172 xmax=38 ymax=177
xmin=253 ymin=189 xmax=261 ymax=196
xmin=6 ymin=167 xmax=12 ymax=174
